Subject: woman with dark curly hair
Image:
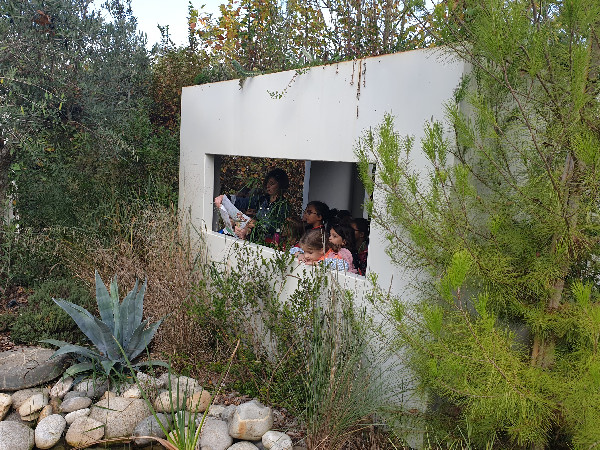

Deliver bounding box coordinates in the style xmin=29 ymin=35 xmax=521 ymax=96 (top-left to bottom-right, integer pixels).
xmin=215 ymin=168 xmax=291 ymax=244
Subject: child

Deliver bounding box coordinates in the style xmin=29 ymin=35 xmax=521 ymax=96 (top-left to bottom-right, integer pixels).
xmin=303 ymin=201 xmax=330 ymax=231
xmin=296 ymin=228 xmax=351 ymax=272
xmin=297 ymin=228 xmax=326 ymax=264
xmin=350 ymin=218 xmax=370 ymax=275
xmin=281 ymin=216 xmax=305 ymax=251
xmin=325 ymin=221 xmax=357 ymax=273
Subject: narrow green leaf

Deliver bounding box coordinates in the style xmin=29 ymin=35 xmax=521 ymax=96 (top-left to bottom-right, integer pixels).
xmin=120 ymin=279 xmax=140 ymax=349
xmin=64 ymin=362 xmax=95 ymax=378
xmin=127 ymin=318 xmax=164 ymax=361
xmin=41 ymin=339 xmax=101 ymax=361
xmin=133 ymin=359 xmax=170 ymax=369
xmin=53 ymin=298 xmax=110 ymax=355
xmin=95 ymin=271 xmax=115 ymax=332
xmin=90 ymin=316 xmax=122 ymax=361
xmin=100 ymin=360 xmax=117 ymax=376
xmin=110 ymin=275 xmax=121 ymax=343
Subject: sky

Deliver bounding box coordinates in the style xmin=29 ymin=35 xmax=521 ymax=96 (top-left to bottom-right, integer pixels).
xmin=94 ymin=0 xmax=225 ymax=48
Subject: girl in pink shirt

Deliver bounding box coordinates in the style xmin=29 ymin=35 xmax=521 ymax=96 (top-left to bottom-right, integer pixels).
xmin=325 ymin=221 xmax=357 ymax=273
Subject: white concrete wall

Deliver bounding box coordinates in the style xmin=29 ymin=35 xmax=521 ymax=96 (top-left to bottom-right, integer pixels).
xmin=179 ymin=49 xmax=467 ymax=439
xmin=180 ymin=48 xmax=466 ymax=295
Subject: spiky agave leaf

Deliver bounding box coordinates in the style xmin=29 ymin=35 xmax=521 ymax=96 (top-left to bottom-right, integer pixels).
xmin=41 ymin=339 xmax=102 ymax=361
xmin=100 ymin=360 xmax=117 ymax=376
xmin=53 ymin=298 xmax=115 ymax=356
xmin=51 ymin=273 xmax=164 ymax=379
xmin=91 ymin=317 xmax=125 ymax=361
xmin=109 ymin=275 xmax=121 ymax=343
xmin=95 ymin=271 xmax=116 ymax=333
xmin=119 ymin=279 xmax=145 ymax=349
xmin=64 ymin=362 xmax=96 ymax=378
xmin=126 ymin=317 xmax=164 ymax=361
xmin=133 ymin=359 xmax=170 ymax=370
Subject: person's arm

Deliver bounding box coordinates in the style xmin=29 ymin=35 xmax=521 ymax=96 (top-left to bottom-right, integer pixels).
xmin=233 ymin=196 xmax=251 ymax=212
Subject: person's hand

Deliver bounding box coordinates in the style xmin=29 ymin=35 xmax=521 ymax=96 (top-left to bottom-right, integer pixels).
xmin=296 ymin=253 xmax=306 ymax=262
xmin=234 ymin=224 xmax=249 ymax=239
xmin=214 ymin=195 xmax=224 ymax=208
xmin=234 ymin=219 xmax=255 ymax=239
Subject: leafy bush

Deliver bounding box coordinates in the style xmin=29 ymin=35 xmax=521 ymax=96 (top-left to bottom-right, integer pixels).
xmin=189 ymin=244 xmax=313 ymax=410
xmin=0 ymin=224 xmax=70 ymax=290
xmin=189 ymin=240 xmax=396 ymax=448
xmin=10 ymin=278 xmax=94 ymax=345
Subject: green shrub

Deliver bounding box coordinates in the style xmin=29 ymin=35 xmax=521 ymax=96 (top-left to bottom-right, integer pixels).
xmin=189 ymin=241 xmax=395 ymax=447
xmin=0 ymin=314 xmax=14 ymax=332
xmin=0 ymin=225 xmax=70 ymax=290
xmin=10 ymin=278 xmax=94 ymax=345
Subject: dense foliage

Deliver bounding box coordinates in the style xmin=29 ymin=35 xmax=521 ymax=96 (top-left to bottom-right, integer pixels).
xmin=358 ymin=0 xmax=600 ymax=447
xmin=189 ymin=243 xmax=391 ymax=448
xmin=191 ymin=0 xmax=429 ymax=72
xmin=5 ymin=278 xmax=94 ymax=345
xmin=0 ymin=0 xmax=178 ymax=232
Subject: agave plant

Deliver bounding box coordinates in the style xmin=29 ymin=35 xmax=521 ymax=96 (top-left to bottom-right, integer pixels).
xmin=42 ymin=271 xmax=166 ymax=377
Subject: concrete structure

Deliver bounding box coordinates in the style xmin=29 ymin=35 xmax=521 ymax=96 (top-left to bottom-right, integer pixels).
xmin=180 ymin=48 xmax=465 ymax=291
xmin=179 ymin=48 xmax=467 ymax=438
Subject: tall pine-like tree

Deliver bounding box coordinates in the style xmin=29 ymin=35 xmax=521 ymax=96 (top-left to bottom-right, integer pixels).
xmin=357 ymin=0 xmax=600 ymax=447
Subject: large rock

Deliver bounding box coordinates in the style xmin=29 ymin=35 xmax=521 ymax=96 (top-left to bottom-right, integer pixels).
xmin=228 ymin=400 xmax=273 ymax=440
xmin=0 ymin=421 xmax=35 ymax=450
xmin=89 ymin=396 xmax=151 ymax=439
xmin=35 ymin=414 xmax=66 ymax=449
xmin=262 ymin=431 xmax=293 ymax=450
xmin=222 ymin=404 xmax=237 ymax=423
xmin=187 ymin=389 xmax=211 ymax=413
xmin=37 ymin=404 xmax=53 ymax=422
xmin=49 ymin=376 xmax=73 ymax=399
xmin=0 ymin=393 xmax=12 ymax=420
xmin=207 ymin=404 xmax=226 ymax=418
xmin=73 ymin=378 xmax=109 ymax=399
xmin=62 ymin=390 xmax=84 ymax=402
xmin=11 ymin=387 xmax=49 ymax=410
xmin=133 ymin=413 xmax=170 ymax=446
xmin=136 ymin=371 xmax=162 ymax=390
xmin=154 ymin=389 xmax=189 ymax=412
xmin=60 ymin=396 xmax=92 ymax=413
xmin=65 ymin=416 xmax=104 ymax=447
xmin=0 ymin=347 xmax=66 ymax=391
xmin=122 ymin=385 xmax=143 ymax=399
xmin=65 ymin=408 xmax=90 ymax=425
xmin=229 ymin=442 xmax=260 ymax=449
xmin=158 ymin=374 xmax=200 ymax=394
xmin=20 ymin=411 xmax=40 ymax=422
xmin=3 ymin=411 xmax=32 ymax=428
xmin=199 ymin=417 xmax=232 ymax=450
xmin=18 ymin=392 xmax=48 ymax=418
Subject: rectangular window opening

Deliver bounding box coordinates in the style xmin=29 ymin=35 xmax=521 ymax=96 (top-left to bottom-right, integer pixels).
xmin=212 ymin=155 xmax=372 ymax=275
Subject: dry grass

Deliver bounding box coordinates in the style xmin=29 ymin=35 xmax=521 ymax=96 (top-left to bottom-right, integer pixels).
xmin=64 ymin=205 xmax=217 ymax=371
